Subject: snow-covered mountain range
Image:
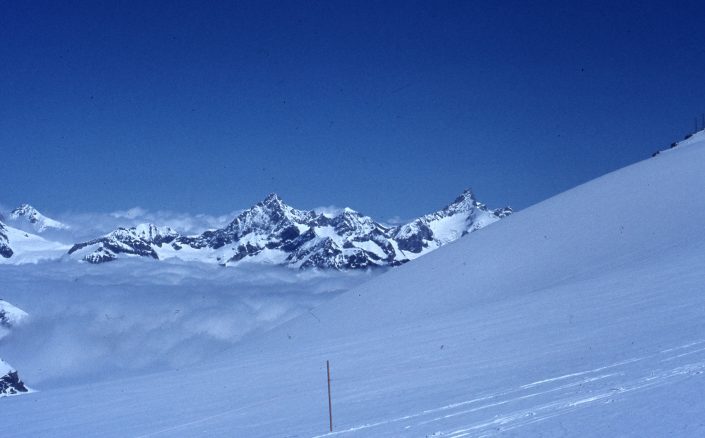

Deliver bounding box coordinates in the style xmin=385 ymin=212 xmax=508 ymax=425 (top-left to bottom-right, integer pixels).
xmin=66 ymin=190 xmax=511 ymax=268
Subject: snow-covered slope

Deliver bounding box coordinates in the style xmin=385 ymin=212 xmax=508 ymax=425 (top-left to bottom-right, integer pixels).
xmin=69 ymin=191 xmax=510 ymax=269
xmin=4 ymin=132 xmax=705 ymax=436
xmin=0 ymin=224 xmax=70 ymax=264
xmin=9 ymin=204 xmax=69 ymax=233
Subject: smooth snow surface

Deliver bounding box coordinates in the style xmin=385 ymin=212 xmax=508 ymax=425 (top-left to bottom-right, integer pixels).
xmin=0 ymin=225 xmax=70 ymax=264
xmin=3 ymin=131 xmax=705 ymax=436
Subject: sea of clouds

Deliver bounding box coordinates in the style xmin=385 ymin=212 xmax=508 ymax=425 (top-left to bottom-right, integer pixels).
xmin=0 ymin=258 xmax=380 ymax=389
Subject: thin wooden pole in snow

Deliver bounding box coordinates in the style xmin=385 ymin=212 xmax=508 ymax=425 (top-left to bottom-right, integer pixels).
xmin=327 ymin=360 xmax=333 ymax=432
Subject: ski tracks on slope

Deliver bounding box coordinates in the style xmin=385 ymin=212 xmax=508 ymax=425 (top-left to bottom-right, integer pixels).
xmin=311 ymin=339 xmax=705 ymax=438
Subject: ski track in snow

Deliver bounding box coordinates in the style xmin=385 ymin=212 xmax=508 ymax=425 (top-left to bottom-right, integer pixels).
xmin=310 ymin=339 xmax=705 ymax=438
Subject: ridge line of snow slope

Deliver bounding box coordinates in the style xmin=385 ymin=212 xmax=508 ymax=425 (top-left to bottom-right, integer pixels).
xmin=270 ymin=131 xmax=705 ymax=332
xmin=4 ymin=132 xmax=705 ymax=436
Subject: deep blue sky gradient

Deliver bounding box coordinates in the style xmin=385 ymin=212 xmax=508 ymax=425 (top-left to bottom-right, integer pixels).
xmin=2 ymin=0 xmax=705 ymax=220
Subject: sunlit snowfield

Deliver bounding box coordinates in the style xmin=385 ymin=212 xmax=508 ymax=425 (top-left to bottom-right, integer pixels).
xmin=3 ymin=133 xmax=705 ymax=437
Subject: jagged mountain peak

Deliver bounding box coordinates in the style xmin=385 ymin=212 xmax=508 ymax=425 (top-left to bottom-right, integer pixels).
xmin=392 ymin=188 xmax=512 ymax=256
xmin=330 ymin=208 xmax=388 ymax=237
xmin=11 ymin=203 xmax=38 ymax=218
xmin=444 ymin=188 xmax=485 ymax=212
xmin=261 ymin=192 xmax=284 ymax=206
xmin=228 ymin=194 xmax=313 ymax=232
xmin=256 ymin=193 xmax=302 ymax=217
xmin=439 ymin=188 xmax=512 ymax=219
xmin=454 ymin=187 xmax=477 ymax=202
xmin=67 ymin=188 xmax=511 ymax=269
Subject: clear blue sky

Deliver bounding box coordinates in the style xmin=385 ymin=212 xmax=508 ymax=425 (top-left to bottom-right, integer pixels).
xmin=2 ymin=0 xmax=704 ymax=220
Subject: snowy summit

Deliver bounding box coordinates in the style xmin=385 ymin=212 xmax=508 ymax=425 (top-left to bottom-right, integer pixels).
xmin=67 ymin=190 xmax=511 ymax=269
xmin=9 ymin=204 xmax=69 ymax=233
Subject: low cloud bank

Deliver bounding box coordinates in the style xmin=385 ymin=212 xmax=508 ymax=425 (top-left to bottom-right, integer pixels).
xmin=0 ymin=259 xmax=379 ymax=388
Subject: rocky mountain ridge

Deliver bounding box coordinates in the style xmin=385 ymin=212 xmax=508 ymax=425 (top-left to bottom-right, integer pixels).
xmin=68 ymin=189 xmax=512 ymax=269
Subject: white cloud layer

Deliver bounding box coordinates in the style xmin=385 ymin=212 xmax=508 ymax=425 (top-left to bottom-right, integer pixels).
xmin=0 ymin=259 xmax=380 ymax=388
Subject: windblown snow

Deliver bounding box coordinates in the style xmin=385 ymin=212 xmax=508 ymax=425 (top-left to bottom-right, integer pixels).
xmin=2 ymin=131 xmax=705 ymax=436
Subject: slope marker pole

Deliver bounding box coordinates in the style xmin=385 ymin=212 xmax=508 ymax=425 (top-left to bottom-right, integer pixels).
xmin=327 ymin=360 xmax=333 ymax=432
